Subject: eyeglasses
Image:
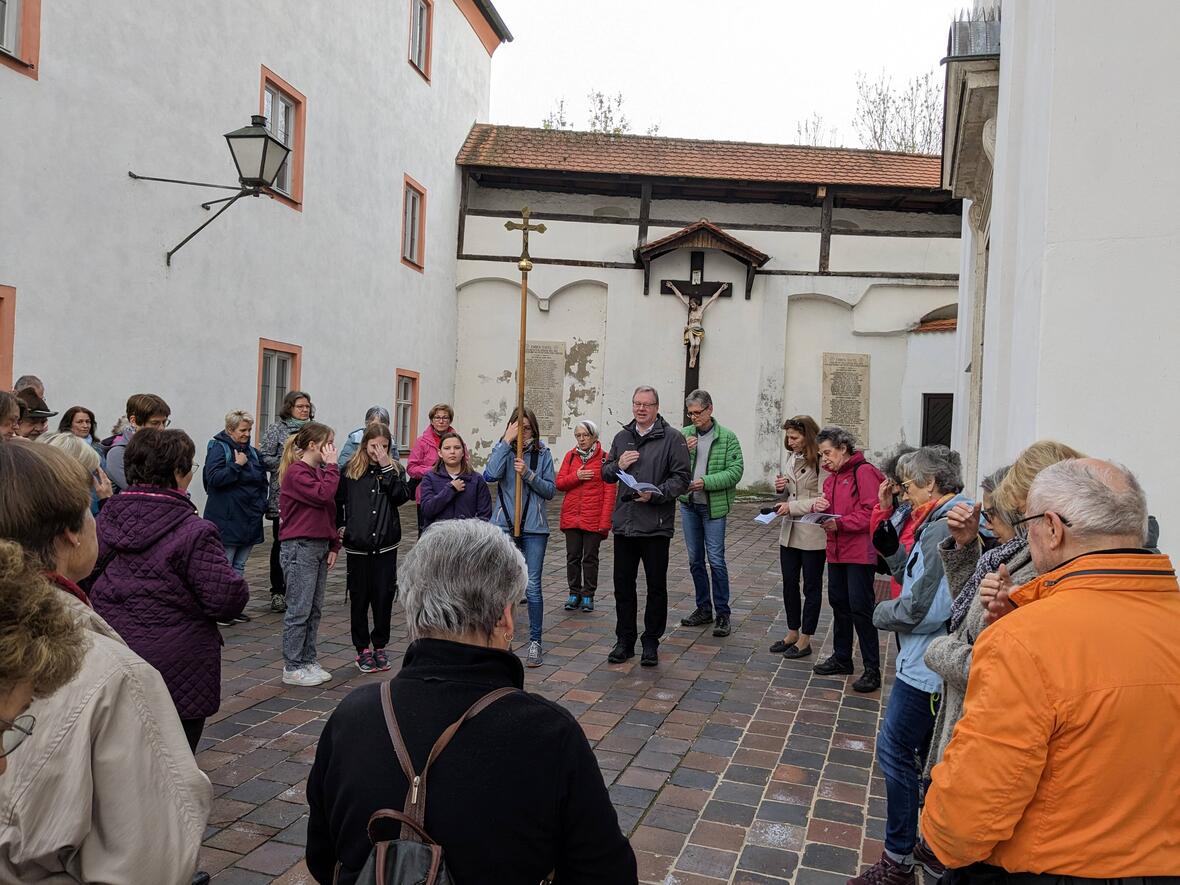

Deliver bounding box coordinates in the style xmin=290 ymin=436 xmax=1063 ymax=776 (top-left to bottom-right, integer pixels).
xmin=0 ymin=714 xmax=35 ymax=758
xmin=632 ymin=401 xmax=657 ymax=408
xmin=981 ymin=508 xmax=995 ymax=523
xmin=686 ymin=409 xmax=709 ymax=418
xmin=1011 ymin=511 xmax=1073 ymax=529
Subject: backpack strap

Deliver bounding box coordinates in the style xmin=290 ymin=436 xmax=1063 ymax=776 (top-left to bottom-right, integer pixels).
xmin=218 ymin=440 xmax=233 ymax=465
xmin=380 ymin=682 xmax=517 ymax=841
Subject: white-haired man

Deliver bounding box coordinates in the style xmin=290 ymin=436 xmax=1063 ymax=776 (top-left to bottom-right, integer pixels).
xmin=921 ymin=458 xmax=1180 ymax=881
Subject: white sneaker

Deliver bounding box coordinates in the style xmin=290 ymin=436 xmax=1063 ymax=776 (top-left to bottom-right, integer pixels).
xmin=282 ymin=667 xmax=320 ymax=687
xmin=307 ymin=662 xmax=332 ymax=684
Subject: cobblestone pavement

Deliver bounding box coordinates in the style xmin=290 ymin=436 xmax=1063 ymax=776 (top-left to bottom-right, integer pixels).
xmin=198 ymin=499 xmax=898 ymax=884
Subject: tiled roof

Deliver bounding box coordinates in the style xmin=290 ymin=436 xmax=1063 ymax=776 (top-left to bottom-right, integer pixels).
xmin=914 ymin=318 xmax=958 ymax=334
xmin=637 ymin=219 xmax=769 ymax=267
xmin=457 ymin=124 xmax=942 ymax=190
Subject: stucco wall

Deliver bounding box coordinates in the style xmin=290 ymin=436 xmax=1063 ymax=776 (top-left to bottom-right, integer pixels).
xmin=0 ymin=1 xmax=493 ymax=508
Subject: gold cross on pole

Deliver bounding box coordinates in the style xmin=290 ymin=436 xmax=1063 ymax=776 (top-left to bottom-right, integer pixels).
xmin=505 ymin=207 xmax=547 ymax=271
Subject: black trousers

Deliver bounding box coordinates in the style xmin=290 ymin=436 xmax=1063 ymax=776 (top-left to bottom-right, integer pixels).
xmin=826 ymin=562 xmax=880 ymax=671
xmin=348 ymin=550 xmax=398 ymax=652
xmin=944 ymin=864 xmax=1180 ymax=885
xmin=565 ymin=529 xmax=603 ymax=597
xmin=181 ymin=717 xmax=205 ymax=754
xmin=613 ymin=535 xmax=670 ymax=649
xmin=269 ymin=518 xmax=285 ymax=597
xmin=780 ymin=546 xmax=825 ymax=635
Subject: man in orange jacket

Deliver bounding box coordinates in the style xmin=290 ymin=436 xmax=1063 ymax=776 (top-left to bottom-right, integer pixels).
xmin=921 ymin=458 xmax=1180 ymax=880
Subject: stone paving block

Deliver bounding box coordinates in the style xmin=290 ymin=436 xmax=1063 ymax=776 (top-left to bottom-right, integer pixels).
xmin=634 ymin=849 xmax=675 ymax=883
xmin=746 ymin=820 xmax=806 ymax=852
xmin=224 ymin=777 xmax=290 ymax=805
xmin=801 ymin=841 xmax=860 ymax=875
xmin=712 ymin=780 xmax=765 ymax=807
xmin=235 ymin=839 xmax=307 ymax=876
xmin=642 ymin=804 xmax=700 ymax=834
xmin=197 ymin=845 xmax=241 ymax=875
xmin=675 ymin=844 xmax=738 ymax=879
xmin=616 ymin=767 xmax=670 ymax=791
xmin=756 ymin=800 xmax=809 ymax=826
xmin=795 ymin=867 xmax=853 ymax=885
xmin=701 ymin=799 xmax=757 ymax=827
xmin=205 ymin=824 xmax=271 ymax=855
xmin=807 ymin=818 xmax=863 ymax=849
xmin=669 ymin=767 xmax=718 ymax=790
xmin=737 ymin=844 xmax=800 ymax=879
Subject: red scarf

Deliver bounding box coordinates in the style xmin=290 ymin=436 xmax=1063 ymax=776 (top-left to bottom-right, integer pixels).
xmin=46 ymin=572 xmax=91 ymax=607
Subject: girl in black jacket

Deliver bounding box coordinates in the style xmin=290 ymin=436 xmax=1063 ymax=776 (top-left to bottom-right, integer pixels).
xmin=335 ymin=423 xmax=410 ymax=673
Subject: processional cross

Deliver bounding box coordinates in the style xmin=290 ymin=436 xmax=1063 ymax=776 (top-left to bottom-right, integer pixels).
xmin=660 ymin=250 xmax=731 ymax=423
xmin=503 ymin=207 xmax=546 ymax=537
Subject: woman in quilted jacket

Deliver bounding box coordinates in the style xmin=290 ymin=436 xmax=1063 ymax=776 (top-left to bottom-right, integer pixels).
xmin=555 ymin=420 xmax=615 ymax=613
xmin=90 ymin=428 xmax=249 ymax=752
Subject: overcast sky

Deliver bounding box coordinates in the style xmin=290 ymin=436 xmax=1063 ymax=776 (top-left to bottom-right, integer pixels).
xmin=489 ymin=0 xmax=963 ymax=146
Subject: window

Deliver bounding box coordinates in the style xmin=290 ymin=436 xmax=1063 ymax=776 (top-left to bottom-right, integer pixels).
xmin=257 ymin=339 xmax=302 ymax=441
xmin=258 ymin=67 xmax=306 ymax=210
xmin=408 ymin=0 xmax=433 ymax=80
xmin=263 ymin=85 xmax=294 ymax=195
xmin=395 ymin=369 xmax=419 ymax=453
xmin=401 ymin=175 xmax=426 ymax=270
xmin=0 ymin=0 xmax=40 ymax=80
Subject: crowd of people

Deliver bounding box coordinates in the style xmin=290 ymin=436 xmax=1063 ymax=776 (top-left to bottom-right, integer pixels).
xmin=1 ymin=372 xmax=1178 ymax=885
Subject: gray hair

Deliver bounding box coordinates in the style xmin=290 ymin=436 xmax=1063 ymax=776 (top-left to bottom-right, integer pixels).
xmin=39 ymin=432 xmax=100 ymax=474
xmin=1026 ymin=459 xmax=1148 ymax=541
xmin=899 ymin=445 xmax=964 ymax=494
xmin=575 ymin=419 xmax=599 ymax=440
xmin=981 ymin=464 xmax=1011 ymax=494
xmin=14 ymin=375 xmax=43 ymax=396
xmin=224 ymin=410 xmax=254 ymax=431
xmin=365 ymin=406 xmax=391 ymax=425
xmin=981 ymin=465 xmax=1019 ymax=529
xmin=401 ymin=520 xmax=527 ymax=641
xmin=632 ymin=385 xmax=659 ymax=406
xmin=685 ymin=389 xmax=712 ymax=410
xmin=881 ymin=444 xmax=917 ymax=485
xmin=816 ymin=425 xmax=858 ymax=454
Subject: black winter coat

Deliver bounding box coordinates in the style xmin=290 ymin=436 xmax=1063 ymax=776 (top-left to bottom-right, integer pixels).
xmin=601 ymin=414 xmax=691 ymax=538
xmin=334 ymin=463 xmax=410 ymax=554
xmin=306 ymin=639 xmax=638 ymax=885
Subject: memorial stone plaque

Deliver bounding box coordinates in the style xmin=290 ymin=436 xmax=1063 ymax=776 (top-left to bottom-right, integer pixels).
xmin=525 ymin=340 xmax=566 ymax=442
xmin=821 ymin=352 xmax=871 ymax=446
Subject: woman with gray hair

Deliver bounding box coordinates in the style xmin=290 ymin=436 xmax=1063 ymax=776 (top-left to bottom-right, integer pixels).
xmin=859 ymin=445 xmax=969 ymax=881
xmin=555 ymin=419 xmax=615 ymax=613
xmin=305 ymin=519 xmax=637 ymax=885
xmin=337 ymin=405 xmax=394 ymax=468
xmin=203 ymin=410 xmax=269 ymax=591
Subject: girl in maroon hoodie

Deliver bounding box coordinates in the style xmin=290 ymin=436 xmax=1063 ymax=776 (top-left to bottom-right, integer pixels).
xmin=278 ymin=422 xmax=340 ymax=687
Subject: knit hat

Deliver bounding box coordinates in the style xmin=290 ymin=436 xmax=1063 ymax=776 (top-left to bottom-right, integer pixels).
xmin=15 ymin=387 xmax=56 ymax=419
xmin=365 ymin=406 xmax=392 ymax=425
xmin=576 ymin=419 xmax=598 ymax=440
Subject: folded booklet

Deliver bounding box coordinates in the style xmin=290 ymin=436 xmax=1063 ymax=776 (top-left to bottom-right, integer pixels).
xmin=798 ymin=512 xmax=838 ymax=524
xmin=616 ymin=469 xmax=661 ymax=495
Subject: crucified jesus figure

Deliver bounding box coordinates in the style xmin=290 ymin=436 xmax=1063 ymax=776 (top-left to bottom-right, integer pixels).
xmin=668 ymin=281 xmax=728 ymax=369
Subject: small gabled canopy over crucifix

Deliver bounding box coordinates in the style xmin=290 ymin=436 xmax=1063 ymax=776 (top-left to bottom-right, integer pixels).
xmin=635 ymin=218 xmax=770 ymax=299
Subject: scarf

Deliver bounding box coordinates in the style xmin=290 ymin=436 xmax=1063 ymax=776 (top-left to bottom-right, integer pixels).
xmin=575 ymin=441 xmax=598 ymax=464
xmin=285 ymin=417 xmax=310 ymax=430
xmin=948 ymin=536 xmax=1027 ymax=632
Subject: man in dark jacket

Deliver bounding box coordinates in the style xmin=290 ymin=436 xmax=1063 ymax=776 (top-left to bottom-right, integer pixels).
xmin=602 ymin=385 xmax=691 ymax=667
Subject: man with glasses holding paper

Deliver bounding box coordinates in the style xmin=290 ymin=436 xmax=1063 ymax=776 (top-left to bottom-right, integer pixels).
xmin=602 ymin=386 xmax=691 ymax=667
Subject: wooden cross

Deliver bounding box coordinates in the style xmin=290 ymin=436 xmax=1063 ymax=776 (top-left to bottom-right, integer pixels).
xmin=505 ymin=206 xmax=547 ymax=266
xmin=660 ymin=251 xmax=732 ymax=424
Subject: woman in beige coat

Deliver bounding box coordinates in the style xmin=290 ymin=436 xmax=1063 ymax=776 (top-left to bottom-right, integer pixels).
xmin=770 ymin=416 xmax=828 ymax=658
xmin=0 ymin=441 xmax=211 ymax=885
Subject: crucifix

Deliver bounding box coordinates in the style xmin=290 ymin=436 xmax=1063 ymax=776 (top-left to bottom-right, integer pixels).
xmin=504 ymin=207 xmax=546 ymax=537
xmin=660 ymin=250 xmax=731 ymax=424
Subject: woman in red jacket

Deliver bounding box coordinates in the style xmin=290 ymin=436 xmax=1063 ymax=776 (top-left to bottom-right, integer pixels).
xmin=555 ymin=420 xmax=615 ymax=613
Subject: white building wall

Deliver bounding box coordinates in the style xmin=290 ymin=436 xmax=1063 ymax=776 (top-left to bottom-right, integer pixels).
xmin=975 ymin=0 xmax=1180 ymax=543
xmin=0 ymin=0 xmax=495 ymax=507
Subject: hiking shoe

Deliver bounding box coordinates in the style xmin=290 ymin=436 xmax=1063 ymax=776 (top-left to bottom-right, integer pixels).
xmin=373 ymin=648 xmax=391 ymax=671
xmin=526 ymin=640 xmax=544 ymax=668
xmin=564 ymin=593 xmax=581 ymax=610
xmin=912 ymin=839 xmax=946 ymax=877
xmin=712 ymin=615 xmax=732 ymax=637
xmin=581 ymin=595 xmax=594 ymax=612
xmin=307 ymin=662 xmax=332 ymax=684
xmin=216 ymin=618 xmax=235 ymax=627
xmin=853 ymin=669 xmax=882 ymax=693
xmin=680 ymin=607 xmax=714 ymax=627
xmin=607 ymin=642 xmax=635 ymax=664
xmin=847 ymin=853 xmax=915 ymax=885
xmin=270 ymin=593 xmax=287 ymax=613
xmin=812 ymin=655 xmax=855 ymax=676
xmin=355 ymin=650 xmax=376 ymax=674
xmin=640 ymin=646 xmax=659 ymax=667
xmin=232 ymin=612 xmax=251 ymax=623
xmin=282 ymin=667 xmax=320 ymax=687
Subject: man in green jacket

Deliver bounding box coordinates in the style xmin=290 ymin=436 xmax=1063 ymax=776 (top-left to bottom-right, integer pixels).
xmin=678 ymin=389 xmax=744 ymax=637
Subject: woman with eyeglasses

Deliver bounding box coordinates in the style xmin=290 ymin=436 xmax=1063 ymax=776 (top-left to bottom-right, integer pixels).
xmin=0 ymin=539 xmax=84 ymax=777
xmin=259 ymin=389 xmax=315 ymax=612
xmin=0 ymin=440 xmax=211 ymax=884
xmin=89 ymin=428 xmax=249 ymax=752
xmin=869 ymin=444 xmax=917 ymax=601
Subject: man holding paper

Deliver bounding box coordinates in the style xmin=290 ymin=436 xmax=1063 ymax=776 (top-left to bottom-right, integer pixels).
xmin=602 ymin=385 xmax=691 ymax=667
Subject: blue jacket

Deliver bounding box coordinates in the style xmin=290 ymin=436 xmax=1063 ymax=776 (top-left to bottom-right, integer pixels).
xmin=874 ymin=493 xmax=971 ymax=693
xmin=337 ymin=427 xmax=404 ymax=470
xmin=202 ymin=431 xmax=269 ymax=546
xmin=483 ymin=440 xmax=556 ymax=536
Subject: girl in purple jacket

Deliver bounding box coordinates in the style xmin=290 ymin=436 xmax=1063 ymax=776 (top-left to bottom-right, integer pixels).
xmin=277 ymin=422 xmax=340 ymax=688
xmin=418 ymin=431 xmax=491 ymax=531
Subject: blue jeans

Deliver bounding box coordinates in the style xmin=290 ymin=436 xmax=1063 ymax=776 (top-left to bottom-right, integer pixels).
xmin=877 ymin=678 xmax=939 ymax=856
xmin=503 ymin=530 xmax=547 ymax=642
xmin=680 ymin=503 xmax=730 ymax=617
xmin=223 ymin=544 xmax=254 ymax=577
xmin=280 ymin=538 xmax=329 ymax=669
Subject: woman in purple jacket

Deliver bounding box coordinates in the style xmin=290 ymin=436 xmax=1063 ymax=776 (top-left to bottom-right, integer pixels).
xmin=90 ymin=428 xmax=249 ymax=752
xmin=418 ymin=431 xmax=491 ymax=531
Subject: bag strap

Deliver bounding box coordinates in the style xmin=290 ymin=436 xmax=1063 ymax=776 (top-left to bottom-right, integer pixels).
xmin=380 ymin=682 xmax=517 ymax=841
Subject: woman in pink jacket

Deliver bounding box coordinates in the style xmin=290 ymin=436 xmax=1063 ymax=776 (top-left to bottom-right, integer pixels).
xmin=811 ymin=426 xmax=885 ymax=693
xmin=406 ymin=403 xmax=457 ymax=529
